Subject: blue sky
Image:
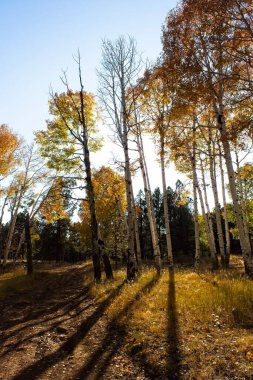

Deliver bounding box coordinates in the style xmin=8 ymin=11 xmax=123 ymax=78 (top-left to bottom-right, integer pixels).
xmin=0 ymin=0 xmax=187 ymax=194
xmin=0 ymin=0 xmax=178 ymax=140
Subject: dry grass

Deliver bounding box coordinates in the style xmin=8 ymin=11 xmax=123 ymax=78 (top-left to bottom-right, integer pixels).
xmin=90 ymin=259 xmax=253 ymax=379
xmin=0 ymin=268 xmax=37 ymax=299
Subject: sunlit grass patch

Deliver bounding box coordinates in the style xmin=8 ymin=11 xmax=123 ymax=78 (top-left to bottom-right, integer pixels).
xmin=175 ymin=269 xmax=253 ymax=324
xmin=0 ymin=268 xmax=37 ymax=299
xmin=88 ymin=263 xmax=253 ymax=378
xmin=87 ymin=269 xmax=126 ymax=303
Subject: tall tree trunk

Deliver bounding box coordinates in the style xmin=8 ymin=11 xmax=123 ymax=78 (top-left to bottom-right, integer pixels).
xmin=197 ymin=183 xmax=219 ymax=269
xmin=136 ymin=128 xmax=161 ymax=273
xmin=16 ymin=229 xmax=25 ymax=259
xmin=214 ymin=104 xmax=253 ymax=275
xmin=79 ymin=100 xmax=101 ymax=282
xmin=208 ymin=134 xmax=226 ymax=267
xmin=160 ymin=133 xmax=173 ymax=267
xmin=79 ymin=63 xmax=113 ymax=282
xmin=0 ymin=194 xmax=8 ymax=263
xmin=2 ymin=191 xmax=22 ymax=268
xmin=141 ymin=133 xmax=161 ymax=261
xmin=131 ymin=184 xmax=142 ymax=269
xmin=235 ymin=151 xmax=250 ymax=242
xmin=81 ymin=139 xmax=102 ymax=282
xmin=56 ymin=219 xmax=65 ymax=261
xmin=121 ymin=81 xmax=137 ymax=281
xmin=204 ymin=58 xmax=253 ymax=274
xmin=192 ymin=125 xmax=201 ymax=269
xmin=200 ymin=159 xmax=217 ymax=260
xmin=219 ymin=143 xmax=231 ymax=266
xmin=25 ymin=214 xmax=33 ymax=275
xmin=123 ymin=136 xmax=138 ymax=280
xmin=98 ymin=239 xmax=114 ymax=280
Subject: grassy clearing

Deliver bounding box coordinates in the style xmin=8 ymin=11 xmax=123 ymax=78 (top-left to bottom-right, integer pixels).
xmin=90 ymin=262 xmax=253 ymax=379
xmin=0 ymin=268 xmax=37 ymax=299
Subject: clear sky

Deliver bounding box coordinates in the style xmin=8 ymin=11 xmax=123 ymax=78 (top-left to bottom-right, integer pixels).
xmin=0 ymin=0 xmax=186 ymax=193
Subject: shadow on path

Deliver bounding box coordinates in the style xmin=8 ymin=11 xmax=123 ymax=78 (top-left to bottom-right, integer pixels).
xmin=11 ymin=280 xmax=126 ymax=380
xmin=73 ymin=273 xmax=160 ymax=380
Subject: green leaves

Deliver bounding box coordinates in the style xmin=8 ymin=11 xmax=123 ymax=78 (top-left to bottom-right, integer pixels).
xmin=35 ymin=90 xmax=103 ymax=173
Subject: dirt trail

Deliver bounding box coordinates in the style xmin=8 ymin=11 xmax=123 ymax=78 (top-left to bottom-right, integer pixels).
xmin=0 ymin=264 xmax=146 ymax=380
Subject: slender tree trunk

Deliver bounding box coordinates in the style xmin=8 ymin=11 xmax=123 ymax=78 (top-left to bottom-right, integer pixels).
xmin=123 ymin=136 xmax=138 ymax=280
xmin=141 ymin=133 xmax=161 ymax=261
xmin=25 ymin=214 xmax=33 ymax=275
xmin=131 ymin=184 xmax=142 ymax=269
xmin=219 ymin=144 xmax=231 ymax=266
xmin=192 ymin=125 xmax=201 ymax=269
xmin=215 ymin=106 xmax=253 ymax=275
xmin=56 ymin=219 xmax=65 ymax=261
xmin=121 ymin=81 xmax=137 ymax=280
xmin=136 ymin=128 xmax=161 ymax=273
xmin=81 ymin=142 xmax=102 ymax=281
xmin=193 ymin=167 xmax=201 ymax=269
xmin=98 ymin=239 xmax=114 ymax=280
xmin=208 ymin=134 xmax=226 ymax=267
xmin=2 ymin=191 xmax=23 ymax=268
xmin=235 ymin=151 xmax=250 ymax=241
xmin=0 ymin=195 xmax=8 ymax=229
xmin=160 ymin=133 xmax=173 ymax=267
xmin=204 ymin=59 xmax=253 ymax=274
xmin=200 ymin=159 xmax=217 ymax=259
xmin=0 ymin=194 xmax=8 ymax=263
xmin=197 ymin=183 xmax=219 ymax=269
xmin=79 ymin=65 xmax=113 ymax=281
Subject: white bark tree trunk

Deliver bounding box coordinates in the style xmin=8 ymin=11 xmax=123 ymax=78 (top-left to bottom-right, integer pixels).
xmin=197 ymin=182 xmax=219 ymax=269
xmin=131 ymin=183 xmax=142 ymax=269
xmin=200 ymin=159 xmax=217 ymax=259
xmin=136 ymin=128 xmax=161 ymax=273
xmin=160 ymin=133 xmax=173 ymax=267
xmin=219 ymin=144 xmax=231 ymax=266
xmin=235 ymin=151 xmax=250 ymax=241
xmin=2 ymin=190 xmax=23 ymax=267
xmin=208 ymin=134 xmax=226 ymax=267
xmin=215 ymin=105 xmax=253 ymax=275
xmin=192 ymin=125 xmax=201 ymax=268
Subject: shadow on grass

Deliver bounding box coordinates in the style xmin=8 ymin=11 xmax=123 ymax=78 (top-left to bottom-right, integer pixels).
xmin=125 ymin=269 xmax=182 ymax=380
xmin=166 ymin=267 xmax=182 ymax=379
xmin=73 ymin=272 xmax=160 ymax=380
xmin=11 ymin=280 xmax=126 ymax=380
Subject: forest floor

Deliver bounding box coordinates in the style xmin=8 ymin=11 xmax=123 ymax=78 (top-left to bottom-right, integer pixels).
xmin=0 ymin=259 xmax=253 ymax=380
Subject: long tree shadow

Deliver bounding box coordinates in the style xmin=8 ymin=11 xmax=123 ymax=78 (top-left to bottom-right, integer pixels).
xmin=11 ymin=280 xmax=126 ymax=380
xmin=0 ymin=300 xmax=94 ymax=358
xmin=1 ymin=289 xmax=90 ymax=346
xmin=166 ymin=267 xmax=182 ymax=379
xmin=73 ymin=272 xmax=160 ymax=380
xmin=0 ymin=267 xmax=86 ymax=330
xmin=123 ymin=270 xmax=182 ymax=380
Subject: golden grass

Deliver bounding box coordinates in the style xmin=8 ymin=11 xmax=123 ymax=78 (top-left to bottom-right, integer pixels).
xmin=0 ymin=268 xmax=37 ymax=299
xmin=89 ymin=261 xmax=253 ymax=379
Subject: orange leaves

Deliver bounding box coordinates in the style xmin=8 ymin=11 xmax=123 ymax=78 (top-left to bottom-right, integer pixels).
xmin=79 ymin=166 xmax=126 ymax=243
xmin=0 ymin=124 xmax=20 ymax=177
xmin=40 ymin=178 xmax=68 ymax=224
xmin=80 ymin=166 xmax=126 ymax=223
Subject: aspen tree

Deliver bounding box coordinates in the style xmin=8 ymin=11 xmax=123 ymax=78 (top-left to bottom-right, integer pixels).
xmin=98 ymin=36 xmax=141 ymax=280
xmin=163 ymin=0 xmax=253 ymax=275
xmin=218 ymin=143 xmax=231 ymax=265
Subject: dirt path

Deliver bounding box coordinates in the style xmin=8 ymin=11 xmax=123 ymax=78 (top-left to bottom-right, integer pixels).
xmin=0 ymin=264 xmax=146 ymax=380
